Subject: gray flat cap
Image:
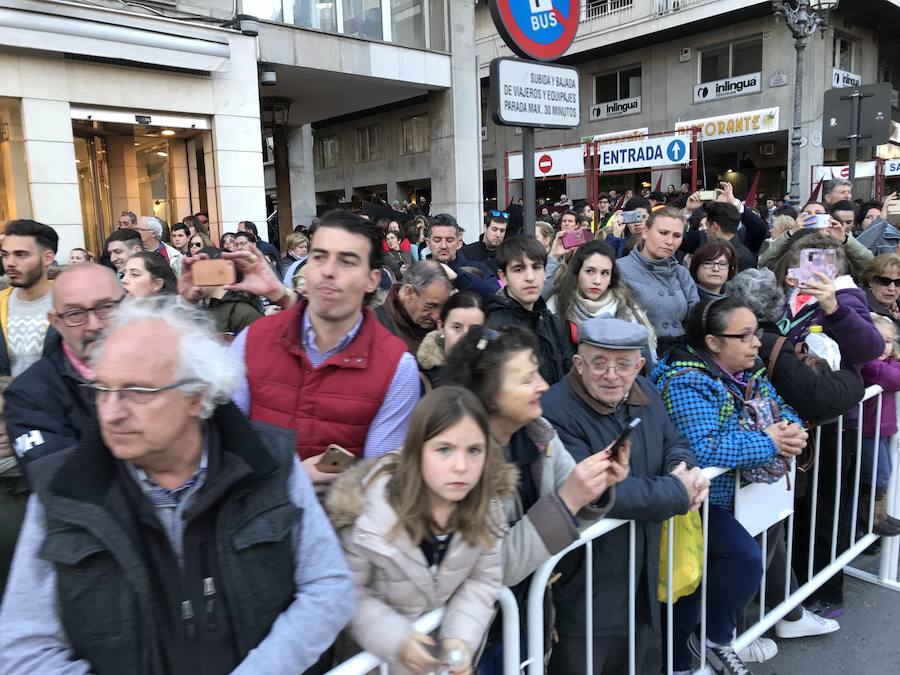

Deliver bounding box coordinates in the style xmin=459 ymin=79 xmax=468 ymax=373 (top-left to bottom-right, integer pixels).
xmin=578 ymin=317 xmax=649 ymax=350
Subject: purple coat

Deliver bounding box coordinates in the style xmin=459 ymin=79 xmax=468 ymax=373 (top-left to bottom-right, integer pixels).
xmin=783 ymin=286 xmax=885 ymax=376
xmin=861 ymin=359 xmax=900 ymax=437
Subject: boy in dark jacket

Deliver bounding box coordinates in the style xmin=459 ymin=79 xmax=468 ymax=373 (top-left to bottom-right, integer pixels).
xmin=486 ymin=235 xmax=573 ymax=385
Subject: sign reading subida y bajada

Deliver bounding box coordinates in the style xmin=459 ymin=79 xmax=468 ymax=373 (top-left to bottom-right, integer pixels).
xmin=489 ymin=0 xmax=581 ymax=62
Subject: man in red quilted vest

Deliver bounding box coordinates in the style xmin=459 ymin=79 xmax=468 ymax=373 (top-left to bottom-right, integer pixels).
xmin=180 ymin=211 xmax=419 ymax=487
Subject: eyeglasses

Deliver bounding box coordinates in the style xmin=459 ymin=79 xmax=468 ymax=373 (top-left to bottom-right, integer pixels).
xmin=490 ymin=210 xmax=510 ymax=219
xmin=716 ymin=328 xmax=764 ymax=343
xmin=55 ymin=297 xmax=124 ymax=327
xmin=873 ymin=276 xmax=900 ymax=288
xmin=586 ymin=359 xmax=639 ymax=375
xmin=701 ymin=260 xmax=730 ymax=270
xmin=82 ymin=378 xmax=201 ymax=406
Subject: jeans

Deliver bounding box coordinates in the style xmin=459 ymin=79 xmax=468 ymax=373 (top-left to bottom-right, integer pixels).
xmin=664 ymin=506 xmax=762 ymax=671
xmin=861 ymin=437 xmax=892 ymax=492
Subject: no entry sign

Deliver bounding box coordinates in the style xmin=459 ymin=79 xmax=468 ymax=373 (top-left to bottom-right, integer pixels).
xmin=538 ymin=154 xmax=553 ymax=173
xmin=489 ymin=0 xmax=581 ymax=62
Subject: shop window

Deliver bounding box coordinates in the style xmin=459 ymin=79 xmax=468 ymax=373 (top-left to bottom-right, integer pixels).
xmin=700 ymin=38 xmax=761 ymax=83
xmin=0 ymin=98 xmax=31 ymax=222
xmin=356 ymin=126 xmax=380 ymax=162
xmin=594 ymin=66 xmax=641 ymax=104
xmin=316 ymin=135 xmax=339 ymax=169
xmin=834 ymin=35 xmax=854 ymax=71
xmin=401 ymin=115 xmax=430 ymax=155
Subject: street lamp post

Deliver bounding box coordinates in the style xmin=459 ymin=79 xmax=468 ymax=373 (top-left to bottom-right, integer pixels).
xmin=772 ymin=0 xmax=839 ymax=205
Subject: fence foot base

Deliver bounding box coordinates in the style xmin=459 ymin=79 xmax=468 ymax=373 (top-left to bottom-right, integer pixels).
xmin=843 ymin=566 xmax=900 ymax=592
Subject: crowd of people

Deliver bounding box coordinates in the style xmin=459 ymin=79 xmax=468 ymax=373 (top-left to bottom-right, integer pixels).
xmin=0 ymin=178 xmax=898 ymax=675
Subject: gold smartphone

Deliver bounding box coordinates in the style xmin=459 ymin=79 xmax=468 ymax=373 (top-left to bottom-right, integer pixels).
xmin=316 ymin=444 xmax=357 ymax=474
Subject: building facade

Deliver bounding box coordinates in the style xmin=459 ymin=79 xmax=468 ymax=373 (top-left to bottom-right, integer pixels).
xmin=0 ymin=0 xmax=478 ymax=255
xmin=475 ymin=0 xmax=900 ymax=209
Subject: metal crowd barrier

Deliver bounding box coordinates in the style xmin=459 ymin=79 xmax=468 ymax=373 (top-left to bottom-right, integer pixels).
xmin=324 ymin=587 xmax=520 ymax=675
xmin=327 ymin=386 xmax=900 ymax=675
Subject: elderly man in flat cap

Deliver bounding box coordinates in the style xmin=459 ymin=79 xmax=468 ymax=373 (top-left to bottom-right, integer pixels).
xmin=540 ymin=316 xmax=709 ymax=675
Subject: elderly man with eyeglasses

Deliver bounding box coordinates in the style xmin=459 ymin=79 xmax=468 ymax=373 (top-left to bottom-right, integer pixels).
xmin=539 ymin=317 xmax=706 ymax=675
xmin=0 ymin=301 xmax=353 ymax=675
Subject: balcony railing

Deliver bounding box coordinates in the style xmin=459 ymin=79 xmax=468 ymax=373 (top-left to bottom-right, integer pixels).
xmin=243 ymin=0 xmax=448 ymax=52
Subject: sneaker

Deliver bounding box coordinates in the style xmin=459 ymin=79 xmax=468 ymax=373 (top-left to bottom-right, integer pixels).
xmin=688 ymin=633 xmax=754 ymax=674
xmin=775 ymin=608 xmax=840 ymax=638
xmin=804 ymin=598 xmax=844 ymax=620
xmin=737 ymin=637 xmax=778 ymax=663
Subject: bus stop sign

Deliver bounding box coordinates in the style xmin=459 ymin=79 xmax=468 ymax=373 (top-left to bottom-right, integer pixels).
xmin=489 ymin=0 xmax=581 ymax=62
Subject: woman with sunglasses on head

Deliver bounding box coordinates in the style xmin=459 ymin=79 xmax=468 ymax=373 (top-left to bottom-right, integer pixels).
xmin=689 ymin=242 xmax=738 ymax=304
xmin=861 ymin=253 xmax=900 ymax=327
xmin=651 ymin=298 xmax=806 ymax=674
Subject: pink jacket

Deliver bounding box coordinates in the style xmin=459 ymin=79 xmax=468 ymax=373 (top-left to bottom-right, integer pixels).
xmin=861 ymin=358 xmax=900 ymax=437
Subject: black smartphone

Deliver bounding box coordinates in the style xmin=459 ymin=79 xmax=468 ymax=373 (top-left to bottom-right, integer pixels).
xmin=609 ymin=418 xmax=642 ymax=459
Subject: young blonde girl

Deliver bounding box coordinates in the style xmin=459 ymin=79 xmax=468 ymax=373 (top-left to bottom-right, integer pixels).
xmin=327 ymin=386 xmax=516 ymax=675
xmin=860 ymin=314 xmax=900 ymax=536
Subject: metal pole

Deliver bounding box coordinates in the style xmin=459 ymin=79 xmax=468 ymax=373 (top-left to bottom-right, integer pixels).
xmin=789 ymin=34 xmax=807 ymax=207
xmin=522 ymin=126 xmax=536 ymax=236
xmin=848 ymin=91 xmax=861 ymax=184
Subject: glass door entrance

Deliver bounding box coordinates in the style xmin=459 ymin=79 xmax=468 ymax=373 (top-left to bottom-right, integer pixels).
xmin=74 ymin=135 xmax=112 ymax=258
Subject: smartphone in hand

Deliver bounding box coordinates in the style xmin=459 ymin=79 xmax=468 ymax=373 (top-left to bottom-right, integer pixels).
xmin=608 ymin=418 xmax=641 ymax=459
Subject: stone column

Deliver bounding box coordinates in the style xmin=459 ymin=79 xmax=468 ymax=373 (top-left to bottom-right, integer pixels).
xmin=287 ymin=123 xmax=317 ymax=229
xmin=20 ymin=98 xmax=83 ymax=258
xmin=428 ymin=0 xmax=481 ymax=237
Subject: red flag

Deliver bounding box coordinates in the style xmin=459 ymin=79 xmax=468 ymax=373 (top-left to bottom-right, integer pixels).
xmin=809 ymin=176 xmax=824 ymax=202
xmin=655 ymin=175 xmax=663 ymax=192
xmin=743 ymin=170 xmax=761 ymax=208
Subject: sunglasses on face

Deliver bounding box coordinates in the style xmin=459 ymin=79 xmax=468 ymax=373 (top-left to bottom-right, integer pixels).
xmin=873 ymin=276 xmax=900 ymax=288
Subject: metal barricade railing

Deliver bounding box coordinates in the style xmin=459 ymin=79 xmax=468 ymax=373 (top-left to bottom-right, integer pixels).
xmin=327 ymin=387 xmax=900 ymax=675
xmin=324 ymin=587 xmax=520 ymax=675
xmin=524 ymin=384 xmax=899 ymax=675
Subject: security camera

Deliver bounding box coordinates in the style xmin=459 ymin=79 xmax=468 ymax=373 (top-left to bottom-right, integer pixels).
xmin=260 ymin=65 xmax=276 ymax=87
xmin=237 ymin=14 xmax=260 ymax=37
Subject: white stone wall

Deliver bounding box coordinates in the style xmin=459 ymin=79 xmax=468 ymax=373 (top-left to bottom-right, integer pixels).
xmin=0 ymin=6 xmax=266 ymax=252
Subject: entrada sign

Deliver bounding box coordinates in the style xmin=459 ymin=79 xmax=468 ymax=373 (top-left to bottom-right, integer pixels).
xmin=596 ymin=133 xmax=692 ymax=172
xmin=489 ymin=0 xmax=581 ymax=61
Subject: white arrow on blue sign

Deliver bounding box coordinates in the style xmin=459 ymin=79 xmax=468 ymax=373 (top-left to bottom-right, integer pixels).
xmin=597 ymin=133 xmax=693 ymax=172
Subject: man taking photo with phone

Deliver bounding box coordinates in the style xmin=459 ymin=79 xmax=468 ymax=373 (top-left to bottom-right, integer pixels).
xmin=178 ymin=211 xmax=419 ymax=487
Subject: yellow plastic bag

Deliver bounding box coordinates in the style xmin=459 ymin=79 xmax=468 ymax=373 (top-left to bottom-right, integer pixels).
xmin=657 ymin=511 xmax=704 ymax=603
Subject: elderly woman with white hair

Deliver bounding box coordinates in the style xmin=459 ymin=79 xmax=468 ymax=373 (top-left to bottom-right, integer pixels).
xmin=726 ymin=268 xmax=866 ymax=634
xmin=0 ymin=301 xmax=354 ymax=675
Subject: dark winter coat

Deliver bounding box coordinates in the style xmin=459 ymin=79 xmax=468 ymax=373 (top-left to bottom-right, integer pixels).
xmin=779 ymin=280 xmax=884 ymax=377
xmin=3 ymin=331 xmax=94 ymax=484
xmin=460 ymin=240 xmax=499 ymax=275
xmin=485 ymin=290 xmax=574 ymax=386
xmin=207 ymin=292 xmax=263 ymax=336
xmin=541 ymin=373 xmax=696 ymax=637
xmin=758 ymin=323 xmax=865 ymax=423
